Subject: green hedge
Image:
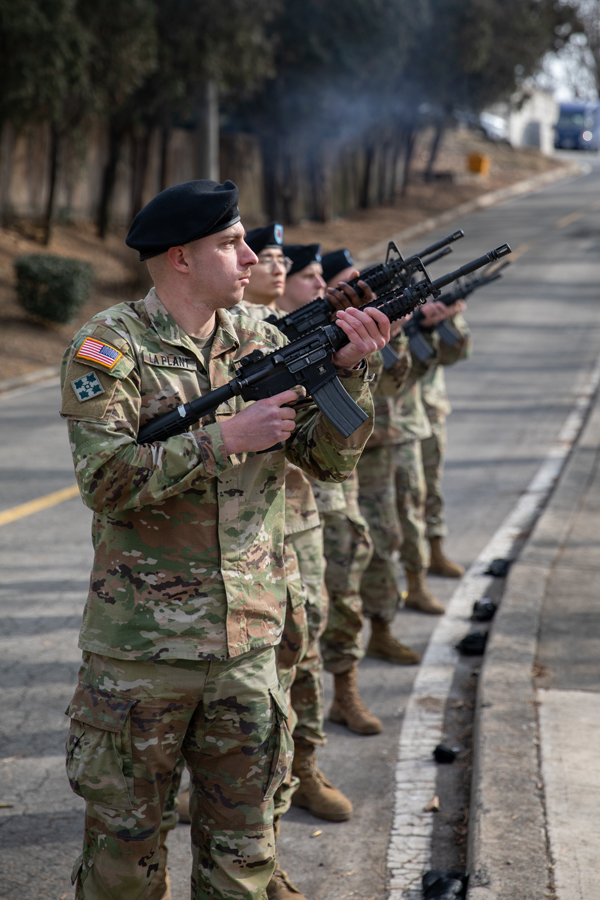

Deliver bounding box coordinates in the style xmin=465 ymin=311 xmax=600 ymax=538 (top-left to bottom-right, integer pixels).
xmin=14 ymin=254 xmax=94 ymax=324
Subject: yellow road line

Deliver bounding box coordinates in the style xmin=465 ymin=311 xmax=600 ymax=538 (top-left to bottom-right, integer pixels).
xmin=555 ymin=210 xmax=587 ymax=229
xmin=508 ymin=242 xmax=532 ymax=262
xmin=0 ymin=484 xmax=80 ymax=527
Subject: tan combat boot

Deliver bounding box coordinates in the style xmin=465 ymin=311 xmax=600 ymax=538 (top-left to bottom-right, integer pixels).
xmin=177 ymin=786 xmax=191 ymax=824
xmin=147 ymin=830 xmax=172 ymax=900
xmin=267 ymin=866 xmax=308 ymax=899
xmin=329 ymin=667 xmax=383 ymax=734
xmin=403 ymin=569 xmax=445 ymax=615
xmin=366 ymin=619 xmax=421 ymax=665
xmin=291 ymin=738 xmax=352 ymax=821
xmin=428 ymin=537 xmax=465 ymax=578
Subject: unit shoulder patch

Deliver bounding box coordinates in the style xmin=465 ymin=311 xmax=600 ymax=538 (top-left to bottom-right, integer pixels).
xmin=61 ymin=361 xmax=119 ymax=419
xmin=76 ymin=337 xmax=122 ymax=369
xmin=71 ymin=371 xmax=105 ymax=402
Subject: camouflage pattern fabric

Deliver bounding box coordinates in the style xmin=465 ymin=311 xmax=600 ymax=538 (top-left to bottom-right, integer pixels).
xmin=60 ymin=289 xmax=374 ymax=664
xmin=66 ymin=647 xmax=292 ymax=900
xmin=395 ymin=439 xmax=428 ymax=572
xmin=357 ymin=445 xmax=402 ymax=622
xmin=436 ymin=312 xmax=472 ymax=368
xmin=162 ymin=755 xmax=186 ymax=832
xmin=421 ymin=418 xmax=447 ymax=540
xmin=419 ymin=315 xmax=472 ymax=541
xmin=287 ymin=525 xmax=327 ymax=747
xmin=320 ymin=470 xmax=374 ymax=673
xmin=420 ymin=363 xmax=451 ymax=422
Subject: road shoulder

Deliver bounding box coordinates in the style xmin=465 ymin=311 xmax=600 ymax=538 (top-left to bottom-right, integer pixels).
xmin=468 ymin=378 xmax=600 ymax=899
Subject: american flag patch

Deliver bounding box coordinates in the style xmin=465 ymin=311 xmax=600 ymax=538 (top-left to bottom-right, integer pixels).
xmin=76 ymin=337 xmax=122 ymax=369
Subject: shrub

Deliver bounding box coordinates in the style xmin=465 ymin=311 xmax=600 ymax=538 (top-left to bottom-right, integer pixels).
xmin=14 ymin=254 xmax=94 ymax=324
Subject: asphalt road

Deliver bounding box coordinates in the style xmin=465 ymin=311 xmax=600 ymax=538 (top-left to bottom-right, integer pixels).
xmin=1 ymin=150 xmax=600 ymax=900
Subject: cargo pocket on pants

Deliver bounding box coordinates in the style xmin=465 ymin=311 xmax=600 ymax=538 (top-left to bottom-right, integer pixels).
xmin=262 ymin=682 xmax=294 ymax=802
xmin=65 ymin=682 xmax=136 ymax=809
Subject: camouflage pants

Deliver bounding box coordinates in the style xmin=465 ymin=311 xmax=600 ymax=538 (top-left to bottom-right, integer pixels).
xmin=357 ymin=445 xmax=402 ymax=622
xmin=421 ymin=417 xmax=447 ymax=539
xmin=320 ymin=508 xmax=373 ymax=673
xmin=66 ymin=647 xmax=293 ymax=900
xmin=395 ymin=439 xmax=428 ymax=572
xmin=288 ymin=525 xmax=327 ymax=747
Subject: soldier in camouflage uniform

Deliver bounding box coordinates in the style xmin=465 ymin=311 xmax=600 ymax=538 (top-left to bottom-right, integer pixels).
xmin=233 ymin=226 xmax=344 ymax=900
xmin=61 ymin=181 xmax=389 ymax=900
xmin=421 ymin=308 xmax=471 ymax=578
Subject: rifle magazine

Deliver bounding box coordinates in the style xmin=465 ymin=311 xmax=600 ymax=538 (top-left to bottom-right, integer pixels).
xmin=311 ymin=377 xmax=369 ymax=438
xmin=381 ymin=343 xmax=400 ymax=370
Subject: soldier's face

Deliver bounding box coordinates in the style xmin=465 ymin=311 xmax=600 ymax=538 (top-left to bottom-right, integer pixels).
xmin=182 ymin=223 xmax=258 ymax=308
xmin=282 ymin=263 xmax=326 ymax=310
xmin=244 ymin=248 xmax=287 ymax=305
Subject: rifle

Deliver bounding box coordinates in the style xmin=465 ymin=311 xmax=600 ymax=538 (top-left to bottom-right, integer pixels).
xmin=404 ymin=260 xmax=511 ymax=362
xmin=265 ymin=229 xmax=465 ymax=342
xmin=137 ymin=244 xmax=510 ymax=444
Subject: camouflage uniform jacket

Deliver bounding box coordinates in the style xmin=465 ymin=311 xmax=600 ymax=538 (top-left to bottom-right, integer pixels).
xmin=421 ymin=313 xmax=472 ymax=422
xmin=60 ymin=289 xmax=374 ymax=662
xmin=233 ymin=300 xmax=320 ymax=536
xmin=365 ymin=331 xmax=423 ymax=448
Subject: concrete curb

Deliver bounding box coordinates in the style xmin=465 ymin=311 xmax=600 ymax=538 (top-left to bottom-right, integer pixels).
xmin=467 ymin=387 xmax=600 ymax=898
xmin=0 ymin=366 xmax=60 ymax=394
xmin=355 ymin=161 xmax=584 ymax=267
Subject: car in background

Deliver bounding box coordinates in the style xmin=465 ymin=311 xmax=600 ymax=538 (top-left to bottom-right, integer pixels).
xmin=479 ymin=112 xmax=508 ymax=142
xmin=554 ymin=101 xmax=600 ymax=151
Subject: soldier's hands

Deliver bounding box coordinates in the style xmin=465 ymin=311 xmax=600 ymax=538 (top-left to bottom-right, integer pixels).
xmin=331 ymin=307 xmax=390 ymax=369
xmin=325 ymin=279 xmax=375 ymax=311
xmin=220 ymin=390 xmax=298 ymax=455
xmin=444 ymin=299 xmax=466 ymax=318
xmin=420 ymin=300 xmax=448 ymax=327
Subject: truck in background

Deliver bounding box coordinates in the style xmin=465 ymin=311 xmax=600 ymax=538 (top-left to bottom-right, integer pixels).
xmin=554 ymin=101 xmax=600 ymax=151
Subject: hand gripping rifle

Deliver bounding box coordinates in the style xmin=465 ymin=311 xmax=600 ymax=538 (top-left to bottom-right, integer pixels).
xmin=137 ymin=244 xmax=510 ymax=444
xmin=264 ymin=229 xmax=465 ymax=342
xmin=404 ymin=259 xmax=511 ymax=362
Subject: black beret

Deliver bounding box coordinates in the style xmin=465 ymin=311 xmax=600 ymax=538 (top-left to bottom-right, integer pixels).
xmin=284 ymin=244 xmax=322 ymax=277
xmin=321 ymin=248 xmax=355 ymax=283
xmin=245 ymin=222 xmax=284 ymax=255
xmin=126 ymin=179 xmax=241 ymax=261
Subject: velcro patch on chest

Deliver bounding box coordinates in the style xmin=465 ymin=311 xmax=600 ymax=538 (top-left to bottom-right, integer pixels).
xmin=76 ymin=337 xmax=122 ymax=369
xmin=143 ymin=352 xmax=197 ymax=370
xmin=71 ymin=371 xmax=105 ymax=402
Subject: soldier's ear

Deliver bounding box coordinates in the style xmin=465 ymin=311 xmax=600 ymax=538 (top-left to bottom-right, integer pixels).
xmin=167 ymin=246 xmax=190 ymax=274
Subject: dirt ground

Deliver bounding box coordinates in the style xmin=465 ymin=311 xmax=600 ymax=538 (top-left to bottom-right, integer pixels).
xmin=0 ymin=128 xmax=564 ymax=384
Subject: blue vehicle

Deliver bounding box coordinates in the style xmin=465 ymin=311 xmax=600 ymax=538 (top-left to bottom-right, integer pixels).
xmin=554 ymin=101 xmax=600 ymax=151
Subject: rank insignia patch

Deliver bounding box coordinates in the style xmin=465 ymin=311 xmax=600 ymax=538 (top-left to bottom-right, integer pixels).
xmin=76 ymin=337 xmax=122 ymax=369
xmin=71 ymin=371 xmax=105 ymax=403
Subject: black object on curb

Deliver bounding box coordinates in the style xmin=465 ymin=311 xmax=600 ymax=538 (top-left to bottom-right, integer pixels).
xmin=472 ymin=598 xmax=497 ymax=622
xmin=485 ymin=557 xmax=511 ymax=577
xmin=422 ymin=869 xmax=469 ymax=899
xmin=456 ymin=631 xmax=488 ymax=655
xmin=433 ymin=744 xmax=458 ymax=763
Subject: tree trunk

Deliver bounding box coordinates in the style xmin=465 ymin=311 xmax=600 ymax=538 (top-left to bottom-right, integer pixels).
xmin=0 ymin=121 xmax=16 ymax=226
xmin=359 ymin=139 xmax=375 ymax=209
xmin=159 ymin=125 xmax=170 ymax=192
xmin=130 ymin=126 xmax=151 ymax=222
xmin=43 ymin=123 xmax=60 ymax=245
xmin=308 ymin=147 xmax=330 ymax=223
xmin=424 ymin=119 xmax=446 ymax=183
xmin=401 ymin=125 xmax=417 ymax=197
xmin=194 ymin=81 xmax=219 ymax=181
xmin=97 ymin=123 xmax=124 ymax=239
